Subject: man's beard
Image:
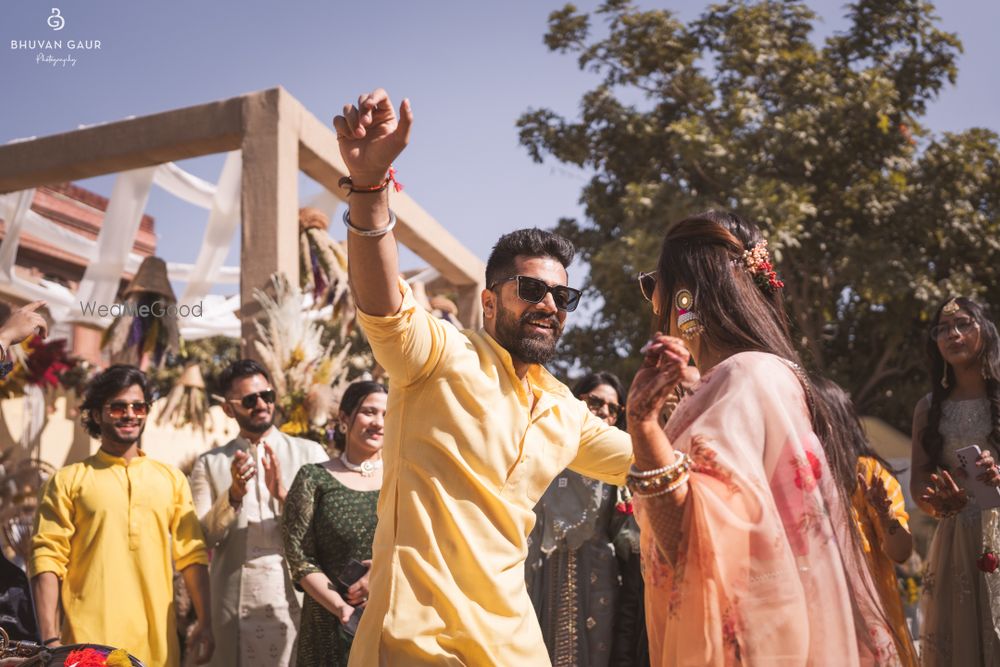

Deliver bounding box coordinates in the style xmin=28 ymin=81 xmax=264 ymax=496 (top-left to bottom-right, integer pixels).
xmin=100 ymin=421 xmax=145 ymax=446
xmin=235 ymin=411 xmax=273 ymax=435
xmin=494 ymin=306 xmax=563 ymax=365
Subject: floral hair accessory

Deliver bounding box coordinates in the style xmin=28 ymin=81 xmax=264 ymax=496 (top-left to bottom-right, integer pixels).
xmin=942 ymin=298 xmax=961 ymax=315
xmin=739 ymin=240 xmax=784 ymax=293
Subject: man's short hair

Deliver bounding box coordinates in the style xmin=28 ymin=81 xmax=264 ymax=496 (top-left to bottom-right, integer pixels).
xmin=81 ymin=365 xmax=151 ymax=438
xmin=485 ymin=228 xmax=575 ymax=288
xmin=217 ymin=359 xmax=272 ymax=396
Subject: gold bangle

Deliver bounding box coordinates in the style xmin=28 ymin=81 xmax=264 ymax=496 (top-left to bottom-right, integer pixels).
xmin=627 ymin=458 xmax=690 ymax=494
xmin=633 ymin=472 xmax=690 ymax=498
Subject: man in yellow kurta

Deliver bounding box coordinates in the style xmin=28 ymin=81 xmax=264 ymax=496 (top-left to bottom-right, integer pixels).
xmin=333 ymin=90 xmax=633 ymax=666
xmin=30 ymin=365 xmax=214 ymax=667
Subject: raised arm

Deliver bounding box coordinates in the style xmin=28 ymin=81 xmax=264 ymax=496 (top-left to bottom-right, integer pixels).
xmin=625 ymin=335 xmax=690 ymax=561
xmin=333 ymin=89 xmax=413 ymax=316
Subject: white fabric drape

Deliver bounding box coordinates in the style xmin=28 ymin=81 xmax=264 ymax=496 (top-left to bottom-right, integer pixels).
xmin=73 ymin=167 xmax=157 ymax=320
xmin=0 ymin=153 xmax=245 ymax=339
xmin=0 ymin=189 xmax=35 ymax=280
xmin=180 ymin=151 xmax=242 ymax=306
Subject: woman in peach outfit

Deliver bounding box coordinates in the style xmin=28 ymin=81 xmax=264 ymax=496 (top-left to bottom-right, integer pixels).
xmin=626 ymin=210 xmax=900 ymax=665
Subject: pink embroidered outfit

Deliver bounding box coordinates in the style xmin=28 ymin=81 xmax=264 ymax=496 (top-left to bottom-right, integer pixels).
xmin=637 ymin=352 xmax=898 ymax=665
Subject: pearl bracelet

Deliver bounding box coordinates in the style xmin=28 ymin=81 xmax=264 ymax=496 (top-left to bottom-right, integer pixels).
xmin=629 ymin=452 xmax=688 ymax=479
xmin=633 ymin=471 xmax=690 ymax=498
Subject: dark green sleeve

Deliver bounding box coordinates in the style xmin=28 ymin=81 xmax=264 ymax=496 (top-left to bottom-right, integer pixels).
xmin=282 ymin=465 xmax=323 ymax=590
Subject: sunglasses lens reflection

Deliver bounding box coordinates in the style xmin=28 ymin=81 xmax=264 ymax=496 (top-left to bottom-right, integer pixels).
xmin=240 ymin=390 xmax=276 ymax=409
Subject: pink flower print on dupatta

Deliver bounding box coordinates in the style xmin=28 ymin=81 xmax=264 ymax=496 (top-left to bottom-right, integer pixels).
xmin=770 ymin=435 xmax=831 ymax=557
xmin=792 ymin=450 xmax=823 ymax=492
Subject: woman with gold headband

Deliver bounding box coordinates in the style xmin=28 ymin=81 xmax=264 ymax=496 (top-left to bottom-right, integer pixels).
xmin=626 ymin=210 xmax=899 ymax=665
xmin=911 ymin=296 xmax=1000 ymax=665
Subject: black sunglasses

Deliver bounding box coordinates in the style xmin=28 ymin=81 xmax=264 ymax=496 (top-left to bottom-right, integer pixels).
xmin=489 ymin=276 xmax=582 ymax=312
xmin=230 ymin=389 xmax=276 ymax=409
xmin=581 ymin=394 xmax=621 ymax=419
xmin=105 ymin=401 xmax=150 ymax=418
xmin=637 ymin=271 xmax=657 ymax=302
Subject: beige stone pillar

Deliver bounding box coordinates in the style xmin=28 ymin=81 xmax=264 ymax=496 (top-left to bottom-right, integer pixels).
xmin=239 ymin=88 xmax=301 ymax=358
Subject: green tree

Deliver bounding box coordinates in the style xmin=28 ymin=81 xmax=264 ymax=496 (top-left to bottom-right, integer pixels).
xmin=519 ymin=0 xmax=1000 ymax=430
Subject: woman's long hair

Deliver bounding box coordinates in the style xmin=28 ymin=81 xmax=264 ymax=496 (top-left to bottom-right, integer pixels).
xmin=655 ymin=210 xmax=897 ymax=650
xmin=572 ymin=371 xmax=627 ymax=429
xmin=920 ymin=296 xmax=1000 ymax=470
xmin=811 ymin=376 xmax=898 ymax=484
xmin=332 ymin=380 xmax=387 ymax=451
xmin=655 ymin=210 xmax=855 ymax=500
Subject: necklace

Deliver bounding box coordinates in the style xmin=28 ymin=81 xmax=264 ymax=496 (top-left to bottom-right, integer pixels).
xmin=339 ymin=452 xmax=383 ymax=477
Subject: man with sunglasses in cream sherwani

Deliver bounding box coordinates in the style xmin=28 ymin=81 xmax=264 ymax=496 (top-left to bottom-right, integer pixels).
xmin=190 ymin=359 xmax=327 ymax=667
xmin=332 ymin=89 xmax=633 ymax=667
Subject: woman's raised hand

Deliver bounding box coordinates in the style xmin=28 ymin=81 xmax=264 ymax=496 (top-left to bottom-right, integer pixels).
xmin=627 ymin=334 xmax=690 ymax=425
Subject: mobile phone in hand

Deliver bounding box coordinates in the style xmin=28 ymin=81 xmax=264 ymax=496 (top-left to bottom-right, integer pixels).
xmin=342 ymin=607 xmax=363 ymax=636
xmin=336 ymin=559 xmax=369 ymax=592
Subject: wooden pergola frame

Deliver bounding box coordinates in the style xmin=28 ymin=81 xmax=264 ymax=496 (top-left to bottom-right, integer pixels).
xmin=0 ymin=87 xmax=485 ymax=351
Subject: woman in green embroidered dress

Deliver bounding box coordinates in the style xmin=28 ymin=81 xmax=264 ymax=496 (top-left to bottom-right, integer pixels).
xmin=282 ymin=381 xmax=386 ymax=667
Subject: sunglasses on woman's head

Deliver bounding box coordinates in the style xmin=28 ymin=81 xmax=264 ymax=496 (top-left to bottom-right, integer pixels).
xmin=489 ymin=275 xmax=582 ymax=312
xmin=230 ymin=389 xmax=276 ymax=409
xmin=637 ymin=271 xmax=657 ymax=302
xmin=104 ymin=401 xmax=150 ymax=419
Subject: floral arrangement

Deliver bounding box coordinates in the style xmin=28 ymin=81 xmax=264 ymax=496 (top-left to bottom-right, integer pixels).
xmin=298 ymin=207 xmax=353 ymax=323
xmin=0 ymin=335 xmax=76 ymax=399
xmin=739 ymin=240 xmax=785 ymax=293
xmin=253 ymin=274 xmax=362 ymax=442
xmin=897 ymin=574 xmax=920 ymax=606
xmin=63 ymin=646 xmax=132 ymax=666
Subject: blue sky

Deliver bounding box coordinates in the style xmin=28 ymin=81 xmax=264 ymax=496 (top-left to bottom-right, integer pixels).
xmin=3 ymin=0 xmax=997 ymax=296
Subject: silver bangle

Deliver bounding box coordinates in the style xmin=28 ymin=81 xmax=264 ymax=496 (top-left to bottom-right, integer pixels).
xmin=629 ymin=452 xmax=688 ymax=479
xmin=343 ymin=208 xmax=397 ymax=237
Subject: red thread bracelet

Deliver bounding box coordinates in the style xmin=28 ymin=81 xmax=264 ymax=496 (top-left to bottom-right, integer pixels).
xmin=338 ymin=165 xmax=404 ymax=195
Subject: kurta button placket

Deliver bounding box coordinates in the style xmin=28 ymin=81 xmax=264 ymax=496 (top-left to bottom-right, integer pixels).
xmin=125 ymin=462 xmax=139 ymax=551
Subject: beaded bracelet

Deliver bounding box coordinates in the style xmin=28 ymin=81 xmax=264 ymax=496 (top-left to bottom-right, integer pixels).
xmin=626 ymin=457 xmax=690 ymax=495
xmin=343 ymin=209 xmax=397 ymax=238
xmin=628 ymin=452 xmax=688 ymax=479
xmin=633 ymin=471 xmax=690 ymax=498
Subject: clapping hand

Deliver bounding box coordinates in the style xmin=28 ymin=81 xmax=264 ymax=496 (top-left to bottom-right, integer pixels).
xmin=333 ymin=89 xmax=413 ymax=185
xmin=228 ymin=449 xmax=255 ymax=505
xmin=261 ymin=443 xmax=287 ymax=504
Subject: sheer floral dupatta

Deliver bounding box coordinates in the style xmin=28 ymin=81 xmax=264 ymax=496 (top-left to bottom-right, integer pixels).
xmin=636 ymin=352 xmax=898 ymax=666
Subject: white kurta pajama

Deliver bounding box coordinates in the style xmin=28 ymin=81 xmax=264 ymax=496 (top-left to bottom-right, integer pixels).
xmin=190 ymin=429 xmax=328 ymax=667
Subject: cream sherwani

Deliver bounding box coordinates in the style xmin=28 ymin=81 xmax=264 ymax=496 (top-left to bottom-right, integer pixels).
xmin=190 ymin=428 xmax=328 ymax=667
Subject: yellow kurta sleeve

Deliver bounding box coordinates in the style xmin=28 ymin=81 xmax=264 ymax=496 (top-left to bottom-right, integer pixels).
xmin=171 ymin=471 xmax=209 ymax=571
xmin=30 ymin=472 xmax=75 ymax=579
xmin=567 ymin=403 xmax=633 ymax=485
xmin=355 ymin=279 xmax=454 ymax=388
xmin=877 ymin=462 xmax=910 ymax=530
